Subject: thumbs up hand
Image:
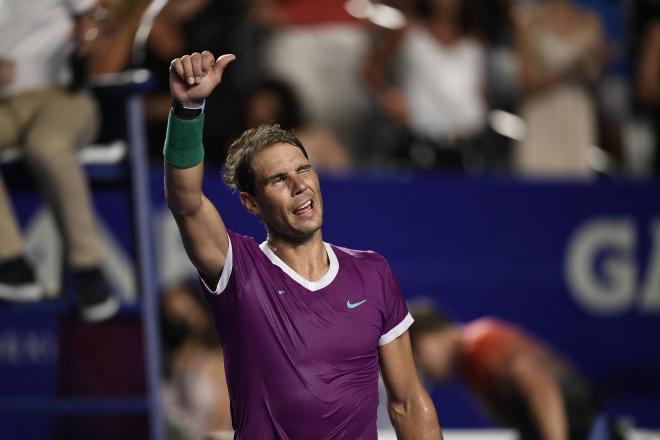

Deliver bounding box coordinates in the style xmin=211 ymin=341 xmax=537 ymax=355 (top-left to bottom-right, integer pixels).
xmin=169 ymin=51 xmax=236 ymax=107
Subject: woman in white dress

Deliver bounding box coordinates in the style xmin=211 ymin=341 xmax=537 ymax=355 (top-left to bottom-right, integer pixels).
xmin=515 ymin=0 xmax=605 ymax=178
xmin=364 ymin=0 xmax=486 ymax=170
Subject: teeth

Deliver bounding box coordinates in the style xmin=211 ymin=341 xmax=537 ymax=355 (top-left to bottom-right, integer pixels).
xmin=295 ymin=201 xmax=312 ymax=213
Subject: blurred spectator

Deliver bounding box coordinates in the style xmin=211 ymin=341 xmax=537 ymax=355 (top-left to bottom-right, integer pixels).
xmin=252 ymin=0 xmax=370 ymax=157
xmin=244 ymin=78 xmax=352 ymax=172
xmin=161 ymin=282 xmax=231 ymax=439
xmin=472 ymin=0 xmax=519 ymax=108
xmin=87 ymin=0 xmax=251 ymax=162
xmin=364 ymin=0 xmax=487 ymax=170
xmin=470 ymin=0 xmax=520 ymax=171
xmin=515 ymin=0 xmax=605 ymax=178
xmin=573 ymin=0 xmax=627 ymax=170
xmin=84 ymin=0 xmax=150 ymax=75
xmin=635 ymin=18 xmax=660 ymax=175
xmin=410 ymin=306 xmax=600 ymax=439
xmin=0 ymin=0 xmax=118 ymax=321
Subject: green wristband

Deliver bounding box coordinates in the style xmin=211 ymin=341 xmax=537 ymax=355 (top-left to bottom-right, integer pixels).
xmin=163 ymin=111 xmax=205 ymax=168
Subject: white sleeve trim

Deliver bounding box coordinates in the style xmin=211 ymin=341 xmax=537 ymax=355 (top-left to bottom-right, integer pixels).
xmin=199 ymin=234 xmax=233 ymax=295
xmin=379 ymin=313 xmax=414 ymax=346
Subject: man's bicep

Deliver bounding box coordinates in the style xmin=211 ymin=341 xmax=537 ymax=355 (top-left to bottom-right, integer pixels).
xmin=379 ymin=331 xmax=421 ymax=403
xmin=175 ymin=195 xmax=229 ymax=283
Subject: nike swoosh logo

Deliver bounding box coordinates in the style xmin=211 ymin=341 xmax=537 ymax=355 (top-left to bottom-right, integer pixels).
xmin=347 ymin=299 xmax=367 ymax=309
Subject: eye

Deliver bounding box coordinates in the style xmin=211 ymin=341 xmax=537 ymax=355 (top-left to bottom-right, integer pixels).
xmin=272 ymin=176 xmax=286 ymax=184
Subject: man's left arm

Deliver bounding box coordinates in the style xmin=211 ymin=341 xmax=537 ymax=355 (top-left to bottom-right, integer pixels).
xmin=380 ymin=331 xmax=443 ymax=440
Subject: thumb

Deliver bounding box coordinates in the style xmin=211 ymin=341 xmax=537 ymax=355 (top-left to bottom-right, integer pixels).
xmin=213 ymin=54 xmax=236 ymax=75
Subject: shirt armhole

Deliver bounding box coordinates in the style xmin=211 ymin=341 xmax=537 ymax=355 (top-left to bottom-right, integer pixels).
xmin=199 ymin=234 xmax=233 ymax=295
xmin=378 ymin=313 xmax=414 ymax=347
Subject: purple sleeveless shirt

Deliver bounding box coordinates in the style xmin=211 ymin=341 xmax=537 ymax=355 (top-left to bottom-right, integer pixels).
xmin=200 ymin=231 xmax=413 ymax=439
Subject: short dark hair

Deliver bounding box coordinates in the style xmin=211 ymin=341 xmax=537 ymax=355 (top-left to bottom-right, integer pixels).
xmin=223 ymin=124 xmax=308 ymax=195
xmin=409 ymin=305 xmax=455 ymax=349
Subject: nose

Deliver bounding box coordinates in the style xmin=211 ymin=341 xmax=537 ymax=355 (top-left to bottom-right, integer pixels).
xmin=290 ymin=174 xmax=307 ymax=196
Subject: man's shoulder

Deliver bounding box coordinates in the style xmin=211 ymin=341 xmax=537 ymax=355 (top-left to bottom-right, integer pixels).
xmin=330 ymin=243 xmax=391 ymax=269
xmin=228 ymin=230 xmax=261 ymax=252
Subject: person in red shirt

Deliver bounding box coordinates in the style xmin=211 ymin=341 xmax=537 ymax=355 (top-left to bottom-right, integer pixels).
xmin=410 ymin=306 xmax=599 ymax=440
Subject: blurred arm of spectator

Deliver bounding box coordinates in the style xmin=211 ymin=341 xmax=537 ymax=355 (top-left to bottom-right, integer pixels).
xmin=296 ymin=124 xmax=352 ymax=172
xmin=140 ymin=8 xmax=187 ymax=123
xmin=515 ymin=9 xmax=605 ymax=95
xmin=637 ymin=22 xmax=660 ymax=106
xmin=84 ymin=0 xmax=191 ymax=122
xmin=85 ymin=0 xmax=190 ymax=76
xmin=363 ymin=26 xmax=409 ymax=126
xmin=0 ymin=59 xmax=15 ymax=89
xmin=510 ymin=353 xmax=568 ymax=440
xmin=249 ymin=0 xmax=287 ymax=28
xmin=85 ymin=1 xmax=150 ymax=75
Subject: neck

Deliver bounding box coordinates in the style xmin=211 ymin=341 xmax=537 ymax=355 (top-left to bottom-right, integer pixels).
xmin=266 ymin=230 xmax=329 ymax=282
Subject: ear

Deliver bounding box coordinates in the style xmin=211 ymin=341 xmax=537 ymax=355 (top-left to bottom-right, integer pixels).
xmin=239 ymin=192 xmax=261 ymax=216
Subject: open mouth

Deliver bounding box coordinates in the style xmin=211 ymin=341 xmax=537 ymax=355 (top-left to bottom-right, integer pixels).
xmin=293 ymin=200 xmax=314 ymax=216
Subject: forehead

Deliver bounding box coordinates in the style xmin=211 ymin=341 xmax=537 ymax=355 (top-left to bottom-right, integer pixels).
xmin=252 ymin=142 xmax=309 ymax=179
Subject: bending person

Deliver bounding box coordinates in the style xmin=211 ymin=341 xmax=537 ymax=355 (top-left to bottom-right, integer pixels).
xmin=410 ymin=306 xmax=598 ymax=440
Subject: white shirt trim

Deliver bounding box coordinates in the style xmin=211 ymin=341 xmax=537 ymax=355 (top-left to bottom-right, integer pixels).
xmin=379 ymin=313 xmax=414 ymax=346
xmin=200 ymin=234 xmax=233 ymax=295
xmin=259 ymin=241 xmax=339 ymax=292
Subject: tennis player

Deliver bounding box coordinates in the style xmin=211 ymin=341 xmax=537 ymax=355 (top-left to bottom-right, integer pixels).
xmin=164 ymin=51 xmax=443 ymax=439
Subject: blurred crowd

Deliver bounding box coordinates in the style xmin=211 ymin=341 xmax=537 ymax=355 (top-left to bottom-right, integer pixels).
xmin=2 ymin=0 xmax=658 ymax=179
xmin=95 ymin=0 xmax=660 ymax=177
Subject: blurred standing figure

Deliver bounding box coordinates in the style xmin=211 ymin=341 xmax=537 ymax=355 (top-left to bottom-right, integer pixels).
xmin=252 ymin=0 xmax=370 ymax=157
xmin=634 ymin=3 xmax=660 ymax=174
xmin=410 ymin=306 xmax=599 ymax=440
xmin=161 ymin=283 xmax=231 ymax=440
xmin=515 ymin=0 xmax=605 ymax=177
xmin=0 ymin=0 xmax=118 ymax=321
xmin=364 ymin=0 xmax=486 ymax=170
xmin=244 ymin=78 xmax=351 ymax=173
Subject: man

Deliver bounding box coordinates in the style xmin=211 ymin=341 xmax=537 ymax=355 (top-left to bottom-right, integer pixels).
xmin=164 ymin=50 xmax=443 ymax=438
xmin=0 ymin=0 xmax=118 ymax=321
xmin=409 ymin=306 xmax=598 ymax=440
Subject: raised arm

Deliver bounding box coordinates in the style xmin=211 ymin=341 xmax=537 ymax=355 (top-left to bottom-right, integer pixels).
xmin=164 ymin=51 xmax=235 ymax=286
xmin=379 ymin=331 xmax=443 ymax=440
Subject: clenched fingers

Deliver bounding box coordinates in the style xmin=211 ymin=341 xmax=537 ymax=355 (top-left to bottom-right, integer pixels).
xmin=201 ymin=51 xmax=215 ymax=74
xmin=170 ymin=58 xmax=185 ymax=80
xmin=191 ymin=52 xmax=202 ymax=84
xmin=181 ymin=55 xmax=194 ymax=85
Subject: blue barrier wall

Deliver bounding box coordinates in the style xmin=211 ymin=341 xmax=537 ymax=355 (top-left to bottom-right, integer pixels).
xmin=155 ymin=171 xmax=660 ymax=428
xmin=3 ymin=169 xmax=659 ymax=432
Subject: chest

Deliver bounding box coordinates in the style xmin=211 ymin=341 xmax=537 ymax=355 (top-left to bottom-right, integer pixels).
xmin=219 ymin=263 xmax=385 ymax=364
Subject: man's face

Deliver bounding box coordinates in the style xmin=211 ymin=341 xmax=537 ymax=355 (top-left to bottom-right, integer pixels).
xmin=244 ymin=142 xmax=323 ymax=241
xmin=413 ymin=330 xmax=459 ymax=383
